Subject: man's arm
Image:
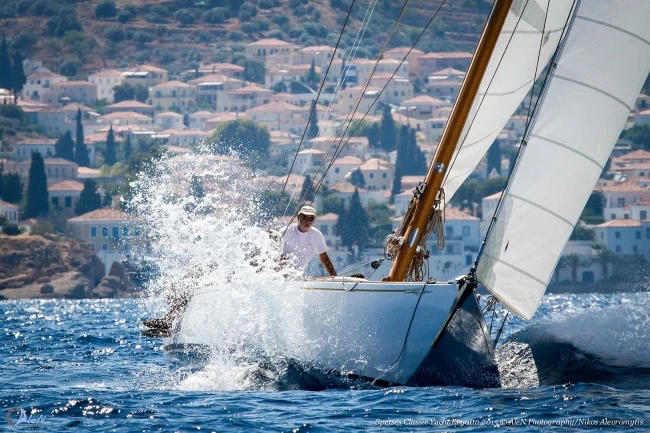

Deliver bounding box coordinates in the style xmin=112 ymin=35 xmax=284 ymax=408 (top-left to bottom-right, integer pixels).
xmin=319 ymin=252 xmax=337 ymax=277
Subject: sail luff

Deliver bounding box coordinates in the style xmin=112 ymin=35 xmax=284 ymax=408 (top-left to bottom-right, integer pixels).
xmin=387 ymin=0 xmax=514 ymax=282
xmin=476 ymin=0 xmax=650 ymax=320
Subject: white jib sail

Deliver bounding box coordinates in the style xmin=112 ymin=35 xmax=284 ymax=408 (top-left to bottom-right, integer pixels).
xmin=477 ymin=0 xmax=650 ymax=320
xmin=442 ymin=0 xmax=576 ymax=200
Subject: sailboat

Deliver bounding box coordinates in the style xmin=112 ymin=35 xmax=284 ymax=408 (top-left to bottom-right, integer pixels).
xmin=162 ymin=0 xmax=650 ymax=387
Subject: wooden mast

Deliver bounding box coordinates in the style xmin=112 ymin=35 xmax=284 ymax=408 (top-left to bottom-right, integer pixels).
xmin=387 ymin=0 xmax=514 ymax=282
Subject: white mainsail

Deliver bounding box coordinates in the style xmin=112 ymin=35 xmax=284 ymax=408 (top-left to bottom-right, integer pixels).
xmin=476 ymin=0 xmax=650 ymax=319
xmin=442 ymin=0 xmax=576 ymax=200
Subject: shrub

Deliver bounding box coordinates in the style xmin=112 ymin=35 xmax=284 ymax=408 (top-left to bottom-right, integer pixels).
xmin=117 ymin=10 xmax=132 ymax=23
xmin=175 ymin=8 xmax=196 ymax=25
xmin=156 ymin=49 xmax=175 ymax=64
xmin=258 ymin=0 xmax=275 ymax=10
xmin=241 ymin=21 xmax=259 ymax=34
xmin=2 ymin=224 xmax=21 ymax=236
xmin=145 ymin=12 xmax=165 ymax=23
xmin=103 ymin=26 xmax=125 ymax=43
xmin=271 ymin=13 xmax=288 ymax=25
xmin=132 ymin=31 xmax=153 ymax=44
xmin=95 ymin=0 xmax=117 ymax=19
xmin=59 ymin=59 xmax=80 ymax=77
xmin=239 ymin=3 xmax=258 ymax=16
xmin=31 ymin=222 xmax=55 ymax=236
xmin=268 ymin=29 xmax=284 ymax=39
xmin=28 ymin=0 xmax=59 ymax=17
xmin=228 ymin=31 xmax=244 ymax=41
xmin=202 ymin=8 xmax=227 ymax=24
xmin=238 ymin=10 xmax=251 ymax=22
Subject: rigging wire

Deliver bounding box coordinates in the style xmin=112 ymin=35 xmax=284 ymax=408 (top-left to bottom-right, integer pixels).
xmin=275 ymin=0 xmax=357 ymax=219
xmin=471 ymin=0 xmax=578 ymax=272
xmin=282 ymin=0 xmax=425 ymax=229
xmin=282 ymin=0 xmax=380 ymax=218
xmin=305 ymin=0 xmax=450 ymax=209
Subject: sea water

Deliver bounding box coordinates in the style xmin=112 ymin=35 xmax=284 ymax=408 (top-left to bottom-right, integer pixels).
xmin=3 ymin=153 xmax=649 ymax=431
xmin=2 ymin=293 xmax=649 ymax=431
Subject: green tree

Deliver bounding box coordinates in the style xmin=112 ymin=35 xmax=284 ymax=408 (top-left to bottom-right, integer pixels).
xmin=366 ymin=122 xmax=380 ymax=148
xmin=318 ymin=194 xmax=344 ymax=216
xmin=10 ymin=51 xmax=26 ymax=102
xmin=580 ymin=190 xmax=605 ymax=224
xmin=597 ymin=248 xmax=616 ymax=280
xmin=306 ymin=58 xmax=319 ymax=89
xmin=379 ymin=104 xmax=397 ymax=151
xmin=55 ymin=131 xmax=75 ymax=161
xmin=243 ymin=59 xmax=265 ymax=84
xmin=75 ymin=179 xmax=102 ymax=215
xmin=307 ymin=100 xmax=319 ymax=139
xmin=300 ymin=174 xmax=316 ymax=202
xmin=75 ymin=108 xmax=90 ymax=167
xmin=0 ymin=32 xmax=11 ymax=92
xmin=487 ymin=140 xmax=501 ymax=176
xmin=95 ymin=0 xmax=117 ymax=18
xmin=349 ymin=168 xmax=366 ymax=189
xmin=565 ymin=253 xmax=581 ymax=284
xmin=622 ymin=125 xmax=650 ymax=151
xmin=123 ymin=135 xmax=133 ymax=162
xmin=24 ymin=152 xmax=49 ymax=218
xmin=105 ymin=126 xmax=117 ymax=166
xmin=337 ymin=188 xmax=369 ymax=248
xmin=208 ymin=118 xmax=270 ymax=167
xmin=0 ymin=173 xmax=22 ymax=203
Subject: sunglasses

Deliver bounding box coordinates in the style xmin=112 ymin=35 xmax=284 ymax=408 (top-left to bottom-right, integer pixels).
xmin=300 ymin=215 xmax=315 ymax=221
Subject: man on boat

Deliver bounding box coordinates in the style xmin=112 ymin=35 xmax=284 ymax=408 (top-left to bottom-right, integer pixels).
xmin=281 ymin=205 xmax=337 ymax=277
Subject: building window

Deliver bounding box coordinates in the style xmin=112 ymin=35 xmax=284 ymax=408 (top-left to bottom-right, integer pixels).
xmin=617 ymin=198 xmax=625 ymax=207
xmin=463 ymin=226 xmax=470 ymax=236
xmin=102 ymin=243 xmax=108 ymax=251
xmin=615 ymin=231 xmax=620 ymax=239
xmin=369 ymin=173 xmax=374 ymax=179
xmin=641 ymin=211 xmax=647 ymax=220
xmin=445 ymin=226 xmax=453 ymax=236
xmin=633 ymin=245 xmax=639 ymax=253
xmin=615 ymin=245 xmax=621 ymax=253
xmin=335 ymin=167 xmax=340 ymax=173
xmin=636 ymin=231 xmax=641 ymax=239
xmin=112 ymin=226 xmax=119 ymax=240
xmin=134 ymin=227 xmax=141 ymax=237
xmin=90 ymin=226 xmax=97 ymax=237
xmin=65 ymin=197 xmax=72 ymax=208
xmin=52 ymin=197 xmax=59 ymax=208
xmin=123 ymin=227 xmax=129 ymax=237
xmin=382 ymin=173 xmax=386 ymax=178
xmin=446 ymin=245 xmax=454 ymax=254
xmin=102 ymin=227 xmax=108 ymax=237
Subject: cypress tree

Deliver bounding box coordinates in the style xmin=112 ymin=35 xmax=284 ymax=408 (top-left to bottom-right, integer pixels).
xmin=0 ymin=32 xmax=10 ymax=93
xmin=366 ymin=122 xmax=380 ymax=148
xmin=123 ymin=135 xmax=132 ymax=162
xmin=10 ymin=51 xmax=26 ymax=102
xmin=0 ymin=173 xmax=23 ymax=203
xmin=105 ymin=126 xmax=117 ymax=166
xmin=75 ymin=179 xmax=102 ymax=216
xmin=486 ymin=139 xmax=501 ymax=176
xmin=307 ymin=100 xmax=319 ymax=139
xmin=379 ymin=104 xmax=397 ymax=151
xmin=75 ymin=108 xmax=90 ymax=167
xmin=24 ymin=152 xmax=49 ymax=218
xmin=299 ymin=174 xmax=315 ymax=202
xmin=409 ymin=128 xmax=427 ymax=175
xmin=55 ymin=131 xmax=75 ymax=161
xmin=338 ymin=188 xmax=368 ymax=248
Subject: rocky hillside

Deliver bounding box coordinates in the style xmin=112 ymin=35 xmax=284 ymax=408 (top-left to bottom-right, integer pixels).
xmin=0 ymin=233 xmax=136 ymax=299
xmin=0 ymin=0 xmax=493 ymax=77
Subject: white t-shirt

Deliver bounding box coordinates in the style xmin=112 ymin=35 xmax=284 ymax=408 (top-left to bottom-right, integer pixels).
xmin=281 ymin=223 xmax=328 ymax=271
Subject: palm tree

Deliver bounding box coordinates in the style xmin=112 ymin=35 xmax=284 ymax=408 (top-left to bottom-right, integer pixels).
xmin=596 ymin=248 xmax=616 ymax=280
xmin=565 ymin=253 xmax=581 ymax=284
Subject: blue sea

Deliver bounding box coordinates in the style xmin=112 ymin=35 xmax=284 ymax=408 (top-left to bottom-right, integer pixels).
xmin=2 ymin=291 xmax=649 ymax=432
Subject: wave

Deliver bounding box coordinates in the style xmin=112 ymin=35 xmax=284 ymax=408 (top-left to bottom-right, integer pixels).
xmin=497 ymin=293 xmax=650 ymax=388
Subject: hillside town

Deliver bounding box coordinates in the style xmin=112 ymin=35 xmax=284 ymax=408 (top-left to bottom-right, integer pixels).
xmin=1 ymin=37 xmax=650 ymax=288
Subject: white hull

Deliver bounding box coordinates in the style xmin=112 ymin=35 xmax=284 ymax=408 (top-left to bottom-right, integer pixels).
xmin=163 ymin=278 xmax=499 ymax=387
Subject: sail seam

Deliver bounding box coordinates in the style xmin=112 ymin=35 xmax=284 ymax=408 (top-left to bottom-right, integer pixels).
xmin=502 ymin=26 xmax=565 ymax=36
xmin=509 ymin=193 xmax=574 ymax=227
xmin=554 ymin=74 xmax=632 ymax=112
xmin=529 ymin=133 xmax=604 ymax=170
xmin=483 ymin=254 xmax=547 ymax=286
xmin=576 ymin=15 xmax=650 ymax=48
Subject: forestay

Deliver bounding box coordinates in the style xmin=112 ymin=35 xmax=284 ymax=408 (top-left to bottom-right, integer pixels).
xmin=442 ymin=0 xmax=576 ymax=199
xmin=476 ymin=0 xmax=650 ymax=319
